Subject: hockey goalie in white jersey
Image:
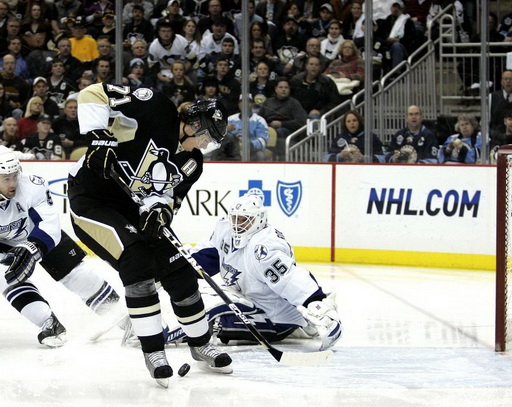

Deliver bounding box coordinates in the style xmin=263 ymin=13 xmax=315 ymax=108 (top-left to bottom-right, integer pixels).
xmin=0 ymin=146 xmax=127 ymax=347
xmin=165 ymin=194 xmax=342 ymax=351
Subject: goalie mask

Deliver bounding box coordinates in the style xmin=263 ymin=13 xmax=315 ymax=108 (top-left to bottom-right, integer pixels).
xmin=181 ymin=99 xmax=227 ymax=147
xmin=229 ymin=194 xmax=268 ymax=248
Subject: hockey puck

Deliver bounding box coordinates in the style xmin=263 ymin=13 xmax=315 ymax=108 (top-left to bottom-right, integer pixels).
xmin=178 ymin=363 xmax=190 ymax=377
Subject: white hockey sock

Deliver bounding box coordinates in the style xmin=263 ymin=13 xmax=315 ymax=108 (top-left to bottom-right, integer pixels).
xmin=21 ymin=302 xmax=52 ymax=328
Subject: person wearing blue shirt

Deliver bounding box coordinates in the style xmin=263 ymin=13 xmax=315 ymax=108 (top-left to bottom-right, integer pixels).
xmin=438 ymin=114 xmax=482 ymax=164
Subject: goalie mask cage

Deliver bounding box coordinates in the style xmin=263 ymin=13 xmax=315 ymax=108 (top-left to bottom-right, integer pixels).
xmin=496 ymin=145 xmax=512 ymax=352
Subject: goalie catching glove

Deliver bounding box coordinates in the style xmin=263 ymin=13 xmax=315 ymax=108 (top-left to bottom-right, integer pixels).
xmin=139 ymin=196 xmax=174 ymax=239
xmin=2 ymin=241 xmax=42 ymax=284
xmin=85 ymin=129 xmax=118 ymax=179
xmin=298 ymin=293 xmax=342 ymax=351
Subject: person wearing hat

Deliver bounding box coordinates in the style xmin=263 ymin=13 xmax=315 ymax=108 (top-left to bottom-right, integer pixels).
xmin=69 ymin=16 xmax=100 ymax=62
xmin=23 ymin=113 xmax=64 ymax=159
xmin=123 ymin=57 xmax=153 ymax=88
xmin=31 ymin=76 xmax=60 ymax=120
xmin=85 ymin=0 xmax=115 ymax=37
xmin=273 ymin=15 xmax=307 ymax=65
xmin=154 ymin=0 xmax=185 ymax=34
xmin=376 ymin=0 xmax=417 ymax=72
xmin=53 ymin=0 xmax=86 ymax=33
xmin=308 ymin=3 xmax=334 ymax=39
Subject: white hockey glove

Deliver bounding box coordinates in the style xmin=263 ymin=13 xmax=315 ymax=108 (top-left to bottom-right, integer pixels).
xmin=2 ymin=241 xmax=42 ymax=284
xmin=298 ymin=293 xmax=342 ymax=351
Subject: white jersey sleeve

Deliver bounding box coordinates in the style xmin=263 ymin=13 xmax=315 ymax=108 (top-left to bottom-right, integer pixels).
xmin=0 ymin=173 xmax=61 ymax=253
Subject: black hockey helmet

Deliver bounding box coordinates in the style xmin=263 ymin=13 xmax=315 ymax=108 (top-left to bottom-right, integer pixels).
xmin=182 ymin=99 xmax=227 ymax=145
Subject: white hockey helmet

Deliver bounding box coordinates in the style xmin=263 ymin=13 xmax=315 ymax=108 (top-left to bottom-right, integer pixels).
xmin=229 ymin=194 xmax=268 ymax=248
xmin=0 ymin=146 xmax=20 ymax=175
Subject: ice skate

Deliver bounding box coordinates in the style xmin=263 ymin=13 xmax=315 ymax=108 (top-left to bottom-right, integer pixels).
xmin=38 ymin=313 xmax=66 ymax=347
xmin=143 ymin=350 xmax=173 ymax=388
xmin=190 ymin=343 xmax=233 ymax=374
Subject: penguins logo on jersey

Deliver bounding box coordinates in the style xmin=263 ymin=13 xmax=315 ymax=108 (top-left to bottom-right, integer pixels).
xmin=119 ymin=140 xmax=183 ymax=197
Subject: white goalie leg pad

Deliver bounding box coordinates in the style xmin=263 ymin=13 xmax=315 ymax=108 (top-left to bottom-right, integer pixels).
xmin=298 ymin=293 xmax=343 ymax=351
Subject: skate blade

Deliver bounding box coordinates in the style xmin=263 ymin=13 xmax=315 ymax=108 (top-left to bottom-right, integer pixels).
xmin=195 ymin=361 xmax=233 ymax=374
xmin=155 ymin=378 xmax=169 ymax=388
xmin=41 ymin=333 xmax=67 ymax=348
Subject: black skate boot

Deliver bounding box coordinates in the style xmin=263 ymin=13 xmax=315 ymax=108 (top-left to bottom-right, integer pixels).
xmin=143 ymin=350 xmax=173 ymax=388
xmin=37 ymin=313 xmax=66 ymax=347
xmin=190 ymin=343 xmax=233 ymax=374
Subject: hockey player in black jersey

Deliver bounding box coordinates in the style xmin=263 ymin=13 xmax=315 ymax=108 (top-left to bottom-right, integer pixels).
xmin=67 ymin=83 xmax=231 ymax=387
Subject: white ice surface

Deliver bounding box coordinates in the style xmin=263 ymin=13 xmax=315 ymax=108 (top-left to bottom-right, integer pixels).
xmin=1 ymin=260 xmax=512 ymax=407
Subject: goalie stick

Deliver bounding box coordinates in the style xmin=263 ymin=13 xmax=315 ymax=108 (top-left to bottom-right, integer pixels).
xmin=109 ymin=168 xmax=334 ymax=367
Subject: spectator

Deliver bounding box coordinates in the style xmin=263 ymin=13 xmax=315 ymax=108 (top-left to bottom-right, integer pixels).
xmin=85 ymin=0 xmax=115 ymax=39
xmin=404 ymin=0 xmax=432 ymax=41
xmin=47 ymin=58 xmax=78 ymax=107
xmin=52 ymin=97 xmax=83 ymax=158
xmin=31 ymin=76 xmax=60 ymax=119
xmin=52 ymin=36 xmax=85 ymax=83
xmin=273 ymin=15 xmax=307 ymax=66
xmin=227 ymin=95 xmax=269 ymax=162
xmin=255 ymin=0 xmax=286 ymax=31
xmin=94 ymin=11 xmax=116 ymax=44
xmin=198 ymin=16 xmax=239 ymax=63
xmin=282 ymin=1 xmax=311 ymax=37
xmin=490 ymin=70 xmax=512 ymax=133
xmin=324 ymin=39 xmax=364 ymax=96
xmin=386 ymin=105 xmax=439 ymax=163
xmin=285 ymin=37 xmax=330 ymax=78
xmin=490 ymin=108 xmax=512 ymax=164
xmin=233 ymin=0 xmax=263 ymax=40
xmin=20 ymin=1 xmax=52 ymax=51
xmin=122 ymin=4 xmax=154 ymax=48
xmin=0 ymin=0 xmax=11 ymax=38
xmin=250 ymin=61 xmax=276 ymax=113
xmin=89 ymin=36 xmax=115 ymax=70
xmin=342 ymin=0 xmax=364 ymax=43
xmin=0 ymin=53 xmax=31 ymax=116
xmin=213 ymin=56 xmax=240 ymax=115
xmin=438 ymin=114 xmax=482 ymax=164
xmin=123 ymin=57 xmax=153 ymax=88
xmin=69 ymin=16 xmax=100 ymax=63
xmin=51 ymin=0 xmax=86 ymax=34
xmin=0 ymin=116 xmax=24 ymax=151
xmin=197 ymin=0 xmax=233 ymax=37
xmin=23 ymin=113 xmax=64 ymax=159
xmin=0 ymin=82 xmax=14 ymax=125
xmin=154 ymin=0 xmax=185 ymax=33
xmin=147 ymin=19 xmax=189 ymax=89
xmin=91 ymin=56 xmax=113 ymax=84
xmin=162 ymin=60 xmax=196 ymax=106
xmin=377 ymin=1 xmax=417 ymax=72
xmin=122 ymin=0 xmax=154 ymax=25
xmin=249 ymin=20 xmax=274 ymax=57
xmin=309 ymin=3 xmax=334 ymax=39
xmin=17 ymin=95 xmax=44 ymax=140
xmin=324 ymin=110 xmax=385 ymax=162
xmin=198 ymin=36 xmax=239 ymax=83
xmin=207 ymin=131 xmax=241 ymax=161
xmin=289 ymin=55 xmax=341 ymax=119
xmin=0 ymin=37 xmax=30 ymax=80
xmin=244 ymin=38 xmax=283 ymax=83
xmin=76 ymin=75 xmax=93 ymax=91
xmin=0 ymin=17 xmax=24 ymax=56
xmin=320 ymin=19 xmax=345 ymax=60
xmin=181 ymin=18 xmax=201 ymax=83
xmin=194 ymin=75 xmax=232 ymax=115
xmin=258 ymin=77 xmax=307 ymax=161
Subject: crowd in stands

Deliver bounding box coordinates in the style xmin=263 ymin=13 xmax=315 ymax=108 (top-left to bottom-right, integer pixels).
xmin=0 ymin=0 xmax=504 ymax=162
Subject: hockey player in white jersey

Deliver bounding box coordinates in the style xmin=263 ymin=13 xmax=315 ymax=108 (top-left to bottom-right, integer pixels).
xmin=166 ymin=194 xmax=342 ymax=351
xmin=0 ymin=146 xmax=126 ymax=347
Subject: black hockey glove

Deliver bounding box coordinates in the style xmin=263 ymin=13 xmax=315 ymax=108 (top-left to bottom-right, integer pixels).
xmin=140 ymin=203 xmax=173 ymax=239
xmin=2 ymin=241 xmax=42 ymax=284
xmin=85 ymin=129 xmax=118 ymax=179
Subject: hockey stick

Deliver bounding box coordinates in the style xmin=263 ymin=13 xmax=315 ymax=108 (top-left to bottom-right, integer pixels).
xmin=109 ymin=169 xmax=334 ymax=367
